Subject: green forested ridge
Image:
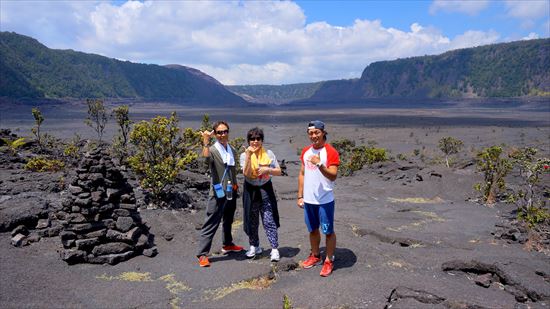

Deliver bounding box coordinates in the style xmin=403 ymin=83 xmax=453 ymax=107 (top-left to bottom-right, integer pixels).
xmin=228 ymin=39 xmax=549 ymax=103
xmin=354 ymin=39 xmax=550 ymax=99
xmin=2 ymin=31 xmax=548 ymax=103
xmin=0 ymin=31 xmax=246 ymax=104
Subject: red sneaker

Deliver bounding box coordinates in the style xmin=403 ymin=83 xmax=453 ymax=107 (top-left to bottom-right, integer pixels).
xmin=320 ymin=259 xmax=334 ymax=277
xmin=221 ymin=244 xmax=244 ymax=254
xmin=302 ymin=253 xmax=322 ymax=269
xmin=198 ymin=255 xmax=210 ymax=267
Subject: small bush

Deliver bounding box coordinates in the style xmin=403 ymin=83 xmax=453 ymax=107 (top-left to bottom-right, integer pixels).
xmin=31 ymin=108 xmax=44 ymax=150
xmin=438 ymin=136 xmax=463 ymax=168
xmin=283 ymin=294 xmax=293 ymax=309
xmin=128 ymin=112 xmax=197 ymax=204
xmin=508 ymin=147 xmax=550 ymax=227
xmin=85 ymin=99 xmax=108 ymax=141
xmin=25 ymin=157 xmax=65 ymax=172
xmin=229 ymin=136 xmax=246 ymax=173
xmin=475 ymin=146 xmax=512 ymax=205
xmin=396 ymin=153 xmax=407 ymax=161
xmin=518 ymin=206 xmax=550 ymax=228
xmin=63 ymin=143 xmax=79 ymax=159
xmin=1 ymin=137 xmax=26 ymax=155
xmin=63 ymin=134 xmax=81 ymax=161
xmin=111 ymin=105 xmax=132 ymax=162
xmin=332 ymin=138 xmax=387 ymax=176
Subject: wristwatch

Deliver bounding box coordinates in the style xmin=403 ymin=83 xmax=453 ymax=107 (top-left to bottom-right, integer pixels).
xmin=315 ymin=162 xmax=323 ymax=168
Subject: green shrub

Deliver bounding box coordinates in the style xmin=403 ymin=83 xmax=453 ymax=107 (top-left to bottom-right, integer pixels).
xmin=518 ymin=206 xmax=550 ymax=228
xmin=508 ymin=147 xmax=550 ymax=227
xmin=31 ymin=107 xmax=44 ymax=150
xmin=25 ymin=157 xmax=65 ymax=172
xmin=229 ymin=136 xmax=246 ymax=173
xmin=332 ymin=138 xmax=387 ymax=176
xmin=438 ymin=136 xmax=463 ymax=168
xmin=283 ymin=294 xmax=293 ymax=309
xmin=85 ymin=99 xmax=108 ymax=141
xmin=63 ymin=143 xmax=79 ymax=159
xmin=1 ymin=137 xmax=26 ymax=155
xmin=111 ymin=105 xmax=132 ymax=162
xmin=128 ymin=112 xmax=197 ymax=204
xmin=474 ymin=146 xmax=512 ymax=205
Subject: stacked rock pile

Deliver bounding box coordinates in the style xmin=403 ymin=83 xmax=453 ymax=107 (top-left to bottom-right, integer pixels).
xmin=56 ymin=147 xmax=156 ymax=264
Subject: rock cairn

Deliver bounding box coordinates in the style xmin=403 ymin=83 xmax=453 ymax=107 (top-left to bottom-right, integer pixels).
xmin=56 ymin=147 xmax=155 ymax=264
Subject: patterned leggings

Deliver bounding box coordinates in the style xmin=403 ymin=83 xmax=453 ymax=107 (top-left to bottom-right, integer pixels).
xmin=249 ymin=192 xmax=278 ymax=248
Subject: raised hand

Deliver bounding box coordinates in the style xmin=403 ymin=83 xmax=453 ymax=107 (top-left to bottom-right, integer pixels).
xmin=201 ymin=130 xmax=214 ymax=144
xmin=246 ymin=145 xmax=259 ymax=155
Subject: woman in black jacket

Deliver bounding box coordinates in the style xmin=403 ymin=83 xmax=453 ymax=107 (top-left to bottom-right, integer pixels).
xmin=240 ymin=127 xmax=282 ymax=262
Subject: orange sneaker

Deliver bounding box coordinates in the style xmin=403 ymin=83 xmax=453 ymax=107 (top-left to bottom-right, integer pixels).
xmin=302 ymin=253 xmax=322 ymax=269
xmin=320 ymin=259 xmax=334 ymax=277
xmin=198 ymin=255 xmax=210 ymax=267
xmin=221 ymin=244 xmax=244 ymax=254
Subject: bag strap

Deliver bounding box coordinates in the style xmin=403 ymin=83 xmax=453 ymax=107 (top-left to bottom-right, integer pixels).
xmin=220 ymin=165 xmax=229 ymax=184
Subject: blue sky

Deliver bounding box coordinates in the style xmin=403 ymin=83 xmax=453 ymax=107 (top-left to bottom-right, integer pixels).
xmin=297 ymin=1 xmax=547 ymax=39
xmin=1 ymin=0 xmax=548 ymax=85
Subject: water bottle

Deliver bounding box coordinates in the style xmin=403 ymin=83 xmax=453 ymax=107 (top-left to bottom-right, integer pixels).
xmin=226 ymin=180 xmax=233 ymax=200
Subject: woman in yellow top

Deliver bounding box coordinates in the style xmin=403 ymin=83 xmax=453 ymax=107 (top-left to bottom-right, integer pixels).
xmin=240 ymin=127 xmax=282 ymax=262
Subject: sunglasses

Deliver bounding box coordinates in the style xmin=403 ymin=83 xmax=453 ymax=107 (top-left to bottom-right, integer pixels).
xmin=248 ymin=137 xmax=262 ymax=141
xmin=215 ymin=129 xmax=229 ymax=135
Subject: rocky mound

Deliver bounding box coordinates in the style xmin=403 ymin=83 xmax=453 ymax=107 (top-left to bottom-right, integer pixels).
xmin=54 ymin=147 xmax=156 ymax=264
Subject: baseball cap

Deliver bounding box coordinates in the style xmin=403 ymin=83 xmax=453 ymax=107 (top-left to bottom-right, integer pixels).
xmin=307 ymin=120 xmax=325 ymax=131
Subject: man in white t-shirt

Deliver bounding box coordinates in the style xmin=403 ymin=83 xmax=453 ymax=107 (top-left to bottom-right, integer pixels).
xmin=297 ymin=120 xmax=340 ymax=277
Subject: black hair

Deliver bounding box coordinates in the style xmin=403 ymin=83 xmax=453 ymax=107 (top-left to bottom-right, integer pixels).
xmin=213 ymin=121 xmax=229 ymax=131
xmin=247 ymin=127 xmax=264 ymax=142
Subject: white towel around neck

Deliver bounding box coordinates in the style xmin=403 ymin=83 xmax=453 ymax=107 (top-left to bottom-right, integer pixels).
xmin=214 ymin=141 xmax=235 ymax=166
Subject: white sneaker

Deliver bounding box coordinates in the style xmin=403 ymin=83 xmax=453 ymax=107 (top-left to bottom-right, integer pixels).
xmin=270 ymin=248 xmax=280 ymax=262
xmin=245 ymin=246 xmax=262 ymax=258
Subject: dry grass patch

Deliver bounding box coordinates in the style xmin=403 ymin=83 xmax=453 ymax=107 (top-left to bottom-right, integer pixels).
xmin=385 ymin=260 xmax=409 ymax=269
xmin=97 ymin=272 xmax=190 ymax=309
xmin=386 ymin=210 xmax=445 ymax=232
xmin=203 ymin=274 xmax=275 ymax=301
xmin=388 ymin=197 xmax=444 ymax=204
xmin=349 ymin=224 xmax=367 ymax=237
xmin=96 ymin=271 xmax=153 ymax=282
xmin=159 ymin=274 xmax=191 ymax=294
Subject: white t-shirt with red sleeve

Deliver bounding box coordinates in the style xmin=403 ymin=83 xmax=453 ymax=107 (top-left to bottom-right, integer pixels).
xmin=300 ymin=143 xmax=340 ymax=205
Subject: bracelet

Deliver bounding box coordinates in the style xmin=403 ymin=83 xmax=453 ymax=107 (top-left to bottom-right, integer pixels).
xmin=297 ymin=196 xmax=303 ymax=199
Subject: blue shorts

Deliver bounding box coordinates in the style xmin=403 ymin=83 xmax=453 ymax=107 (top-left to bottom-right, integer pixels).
xmin=304 ymin=201 xmax=335 ymax=235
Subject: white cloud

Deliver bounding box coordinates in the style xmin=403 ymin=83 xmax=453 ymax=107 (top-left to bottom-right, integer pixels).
xmin=505 ymin=0 xmax=549 ymax=19
xmin=1 ymin=1 xmax=502 ymax=85
xmin=429 ymin=0 xmax=489 ymax=16
xmin=522 ymin=32 xmax=540 ymax=40
xmin=449 ymin=30 xmax=500 ymax=50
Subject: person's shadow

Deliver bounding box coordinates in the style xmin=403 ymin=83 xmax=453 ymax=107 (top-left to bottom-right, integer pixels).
xmin=315 ymin=247 xmax=357 ymax=269
xmin=208 ymin=246 xmax=357 ymax=270
xmin=332 ymin=247 xmax=357 ymax=269
xmin=279 ymin=246 xmax=300 ymax=258
xmin=209 ymin=251 xmax=249 ymax=262
xmin=209 ymin=246 xmax=301 ymax=262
